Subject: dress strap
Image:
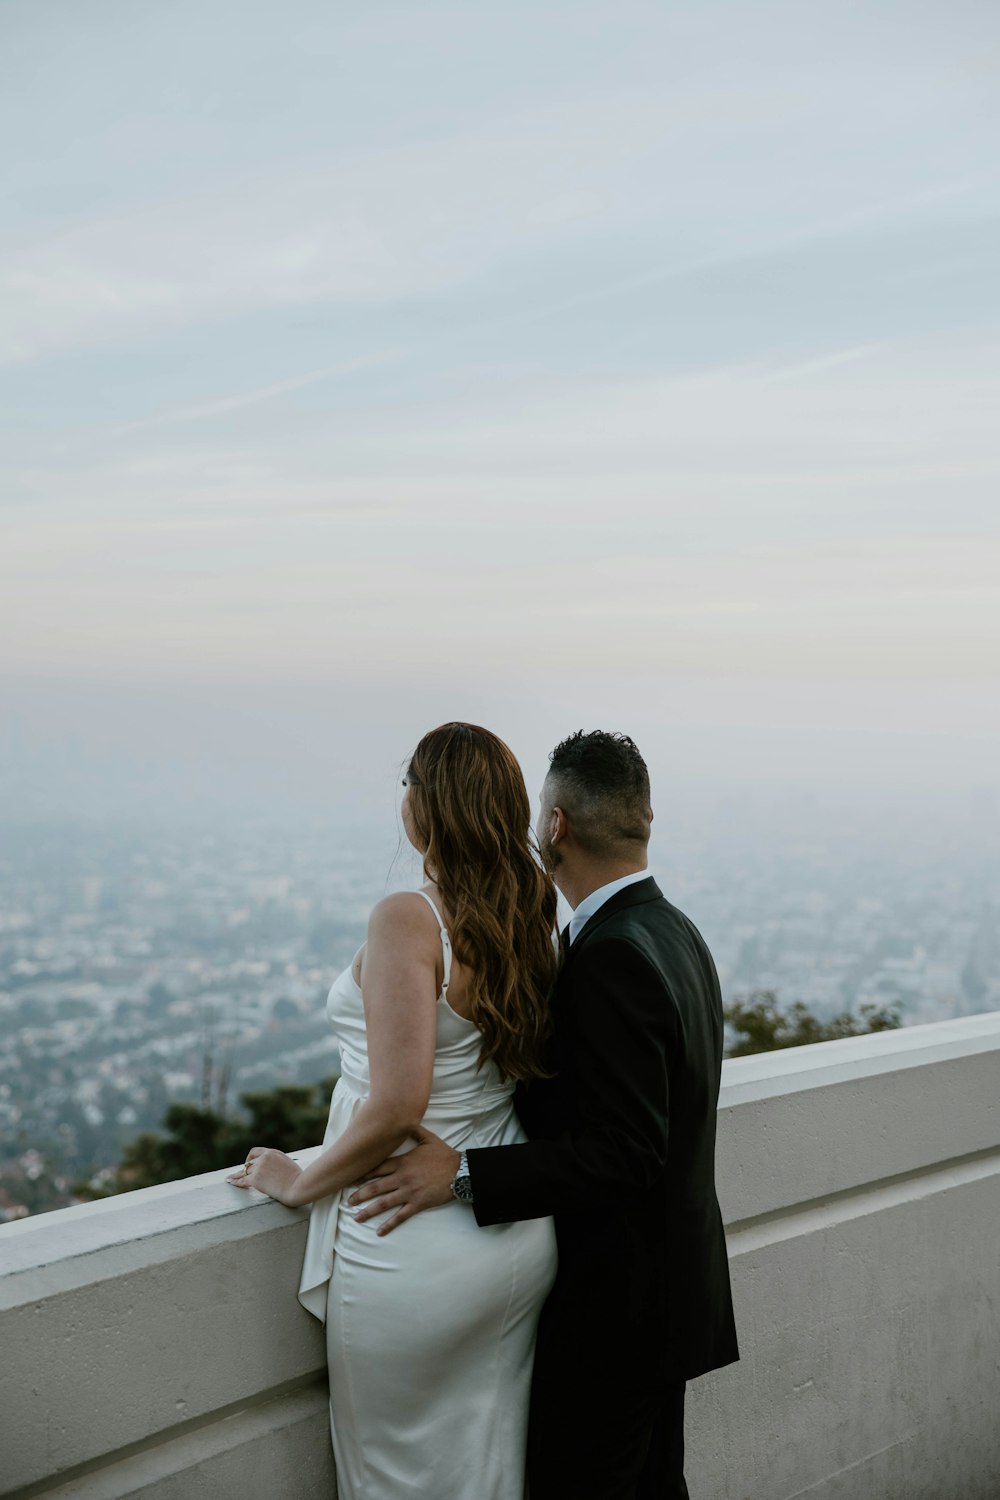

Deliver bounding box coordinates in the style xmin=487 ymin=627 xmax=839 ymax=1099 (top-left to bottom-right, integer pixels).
xmin=414 ymin=890 xmax=453 ymax=997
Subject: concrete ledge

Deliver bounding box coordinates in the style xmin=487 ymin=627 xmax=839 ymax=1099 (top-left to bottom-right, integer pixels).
xmin=697 ymin=1011 xmax=1000 ymax=1499
xmin=2 ymin=1015 xmax=999 ymax=1499
xmin=0 ymin=1151 xmax=329 ymax=1498
xmin=716 ymin=1011 xmax=1000 ymax=1226
xmin=15 ymin=1382 xmax=334 ymax=1500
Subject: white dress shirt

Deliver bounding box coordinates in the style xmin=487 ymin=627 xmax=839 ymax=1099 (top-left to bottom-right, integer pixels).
xmin=566 ymin=869 xmax=652 ymax=946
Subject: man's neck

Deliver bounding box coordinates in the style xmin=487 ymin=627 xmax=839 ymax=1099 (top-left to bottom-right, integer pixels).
xmin=557 ymin=862 xmax=648 ymax=912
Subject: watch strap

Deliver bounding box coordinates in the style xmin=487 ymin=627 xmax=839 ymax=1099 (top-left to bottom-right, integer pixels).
xmin=451 ymin=1149 xmax=474 ymax=1203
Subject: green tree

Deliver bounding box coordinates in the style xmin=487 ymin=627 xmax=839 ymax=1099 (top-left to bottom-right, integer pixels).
xmin=116 ymin=1103 xmax=226 ymax=1187
xmin=224 ymin=1083 xmax=336 ymax=1161
xmin=724 ymin=991 xmax=900 ymax=1058
xmin=93 ymin=1077 xmax=338 ymax=1195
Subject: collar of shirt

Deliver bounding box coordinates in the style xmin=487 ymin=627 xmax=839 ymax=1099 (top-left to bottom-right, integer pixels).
xmin=567 ymin=869 xmax=651 ymax=946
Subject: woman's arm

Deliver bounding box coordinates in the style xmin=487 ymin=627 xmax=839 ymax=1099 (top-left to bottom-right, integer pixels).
xmin=348 ymin=938 xmax=669 ymax=1232
xmin=230 ymin=892 xmax=440 ymax=1207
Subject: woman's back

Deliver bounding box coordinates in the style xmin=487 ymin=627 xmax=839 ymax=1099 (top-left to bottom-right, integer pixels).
xmin=331 ymin=889 xmax=525 ymax=1147
xmin=299 ymin=889 xmax=558 ymax=1499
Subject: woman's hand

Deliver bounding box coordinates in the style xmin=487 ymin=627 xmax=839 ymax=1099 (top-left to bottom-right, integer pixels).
xmin=227 ymin=1147 xmax=305 ymax=1206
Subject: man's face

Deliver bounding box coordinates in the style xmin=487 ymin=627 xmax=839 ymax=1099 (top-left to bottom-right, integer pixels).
xmin=536 ymin=777 xmax=561 ymax=872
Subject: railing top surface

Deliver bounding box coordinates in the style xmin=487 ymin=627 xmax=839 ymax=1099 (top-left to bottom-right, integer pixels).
xmin=0 ymin=1146 xmax=323 ymax=1289
xmin=719 ymin=1008 xmax=1000 ymax=1106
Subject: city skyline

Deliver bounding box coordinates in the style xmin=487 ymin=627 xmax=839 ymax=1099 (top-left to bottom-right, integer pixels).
xmin=3 ymin=801 xmax=996 ymax=1218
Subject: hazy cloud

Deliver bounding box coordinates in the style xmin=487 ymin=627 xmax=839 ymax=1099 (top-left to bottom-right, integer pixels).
xmin=2 ymin=0 xmax=998 ymax=814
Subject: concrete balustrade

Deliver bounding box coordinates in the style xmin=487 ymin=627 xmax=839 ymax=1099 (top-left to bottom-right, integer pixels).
xmin=690 ymin=1012 xmax=1000 ymax=1499
xmin=2 ymin=1012 xmax=999 ymax=1499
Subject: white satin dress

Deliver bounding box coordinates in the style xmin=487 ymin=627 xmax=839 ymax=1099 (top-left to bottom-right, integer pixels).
xmin=298 ymin=892 xmax=558 ymax=1499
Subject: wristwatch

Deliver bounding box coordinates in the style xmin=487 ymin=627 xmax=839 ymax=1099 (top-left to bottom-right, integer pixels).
xmin=451 ymin=1150 xmax=474 ymax=1203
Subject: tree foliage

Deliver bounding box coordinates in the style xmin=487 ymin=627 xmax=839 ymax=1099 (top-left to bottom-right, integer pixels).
xmin=724 ymin=991 xmax=900 ymax=1058
xmin=101 ymin=1077 xmax=338 ymax=1194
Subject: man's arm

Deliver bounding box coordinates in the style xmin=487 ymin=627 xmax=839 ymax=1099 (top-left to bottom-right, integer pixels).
xmin=469 ymin=938 xmax=671 ymax=1224
xmin=349 ymin=938 xmax=672 ymax=1233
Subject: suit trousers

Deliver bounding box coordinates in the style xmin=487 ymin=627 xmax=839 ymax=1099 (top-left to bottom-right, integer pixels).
xmin=525 ymin=1283 xmax=689 ymax=1500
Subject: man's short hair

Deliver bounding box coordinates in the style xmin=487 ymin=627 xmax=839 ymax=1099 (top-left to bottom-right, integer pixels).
xmin=547 ymin=730 xmax=651 ymax=857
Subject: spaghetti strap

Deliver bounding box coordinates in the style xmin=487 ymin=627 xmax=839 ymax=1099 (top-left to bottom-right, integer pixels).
xmin=414 ymin=890 xmax=453 ymax=996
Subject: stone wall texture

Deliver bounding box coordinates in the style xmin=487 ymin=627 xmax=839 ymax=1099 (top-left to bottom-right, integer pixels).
xmin=2 ymin=1011 xmax=998 ymax=1499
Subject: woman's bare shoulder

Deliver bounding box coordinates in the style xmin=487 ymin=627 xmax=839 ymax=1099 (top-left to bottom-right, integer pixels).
xmin=367 ymin=891 xmax=439 ymax=939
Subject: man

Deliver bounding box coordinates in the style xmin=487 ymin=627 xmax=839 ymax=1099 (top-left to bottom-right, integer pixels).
xmin=349 ymin=730 xmax=738 ymax=1498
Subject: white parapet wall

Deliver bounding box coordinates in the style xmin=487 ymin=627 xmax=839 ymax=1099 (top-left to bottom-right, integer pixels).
xmin=690 ymin=1011 xmax=1000 ymax=1500
xmin=1 ymin=1012 xmax=999 ymax=1500
xmin=0 ymin=1152 xmax=336 ymax=1500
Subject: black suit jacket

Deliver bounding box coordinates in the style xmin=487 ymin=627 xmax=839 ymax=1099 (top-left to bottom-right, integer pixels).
xmin=467 ymin=877 xmax=739 ymax=1382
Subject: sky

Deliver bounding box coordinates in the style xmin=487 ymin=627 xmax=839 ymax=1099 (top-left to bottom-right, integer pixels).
xmin=2 ymin=0 xmax=999 ymax=828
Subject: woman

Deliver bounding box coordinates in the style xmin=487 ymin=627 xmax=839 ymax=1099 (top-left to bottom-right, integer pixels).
xmin=228 ymin=723 xmax=559 ymax=1499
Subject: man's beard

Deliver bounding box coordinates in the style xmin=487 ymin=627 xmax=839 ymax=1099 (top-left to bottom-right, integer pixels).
xmin=539 ymin=832 xmax=561 ymax=873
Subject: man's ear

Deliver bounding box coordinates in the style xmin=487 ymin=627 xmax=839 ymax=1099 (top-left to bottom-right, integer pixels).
xmin=550 ymin=806 xmax=568 ymax=845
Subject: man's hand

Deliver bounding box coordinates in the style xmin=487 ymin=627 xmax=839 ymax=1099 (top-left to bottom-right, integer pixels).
xmin=347 ymin=1126 xmax=460 ymax=1236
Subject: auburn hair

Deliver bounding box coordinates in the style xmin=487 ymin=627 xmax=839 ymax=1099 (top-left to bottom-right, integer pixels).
xmin=405 ymin=723 xmax=557 ymax=1082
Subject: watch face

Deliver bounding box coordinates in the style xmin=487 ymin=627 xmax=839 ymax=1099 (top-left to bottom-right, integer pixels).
xmin=453 ymin=1174 xmax=474 ymax=1202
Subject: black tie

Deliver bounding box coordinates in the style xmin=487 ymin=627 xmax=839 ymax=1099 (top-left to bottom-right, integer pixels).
xmin=558 ymin=925 xmax=571 ymax=962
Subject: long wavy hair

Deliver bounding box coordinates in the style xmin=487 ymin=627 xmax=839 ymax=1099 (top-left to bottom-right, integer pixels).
xmin=405 ymin=723 xmax=558 ymax=1082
